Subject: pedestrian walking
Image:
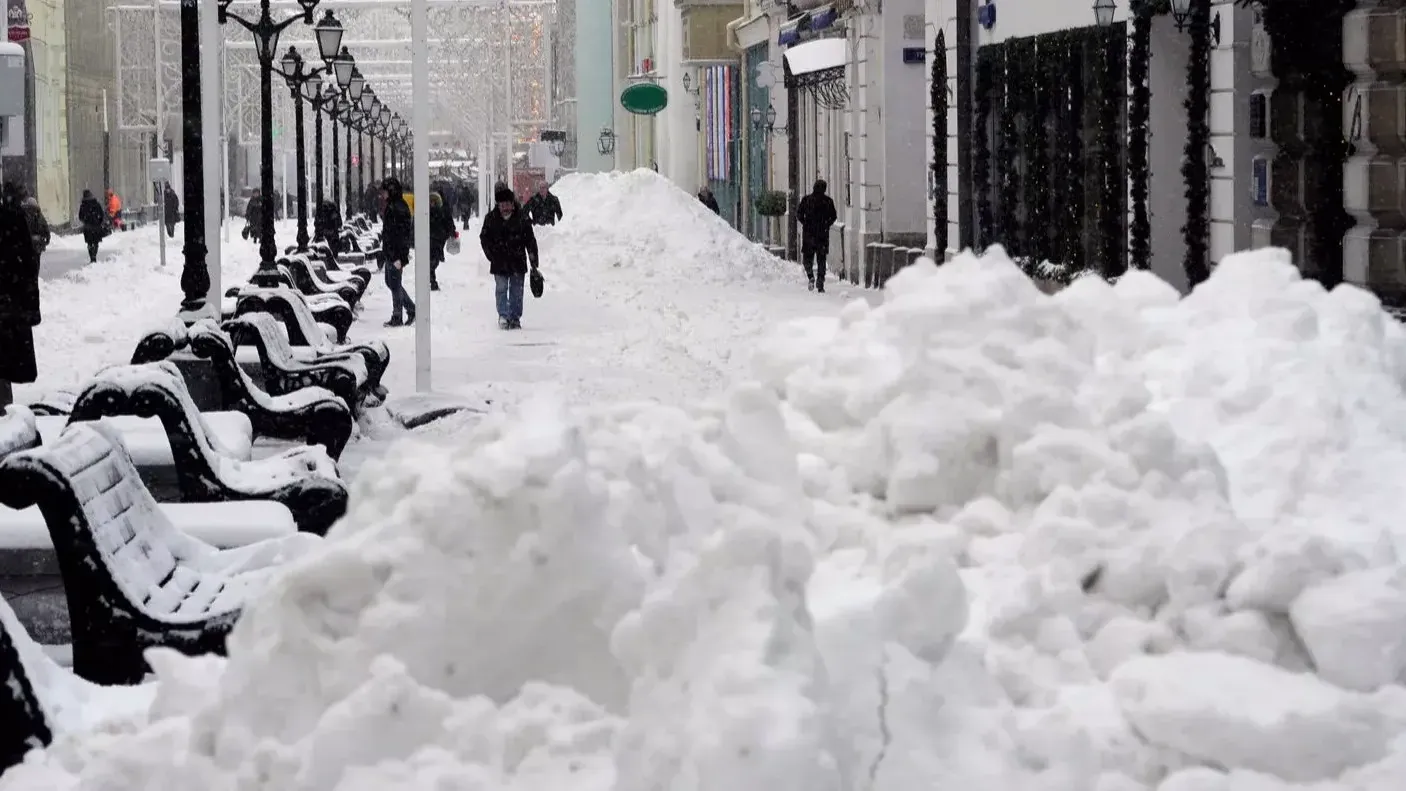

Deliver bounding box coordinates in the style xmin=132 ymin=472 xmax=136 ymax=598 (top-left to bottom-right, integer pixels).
xmin=479 ymin=186 xmax=539 ymax=330
xmin=0 ymin=181 xmax=42 ymax=405
xmin=78 ymin=190 xmax=106 ymax=263
xmin=163 ymin=183 xmax=180 ymax=238
xmin=428 ymin=192 xmax=457 ymax=291
xmin=380 ymin=177 xmax=416 ymax=327
xmin=796 ymin=179 xmax=838 ymax=293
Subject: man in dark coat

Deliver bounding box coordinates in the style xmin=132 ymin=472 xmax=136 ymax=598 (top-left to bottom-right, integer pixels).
xmin=480 ymin=186 xmax=539 ymax=330
xmin=314 ymin=200 xmax=343 ymax=251
xmin=243 ymin=189 xmax=264 ymax=242
xmin=463 ymin=180 xmax=478 ymax=225
xmin=796 ymin=179 xmax=838 ymax=293
xmin=698 ymin=186 xmax=720 ymax=215
xmin=524 ymin=182 xmax=563 ymax=226
xmin=163 ymin=183 xmax=180 ymax=238
xmin=380 ymin=177 xmax=416 ymax=327
xmin=0 ymin=182 xmax=41 ymax=403
xmin=78 ymin=189 xmax=106 ymax=263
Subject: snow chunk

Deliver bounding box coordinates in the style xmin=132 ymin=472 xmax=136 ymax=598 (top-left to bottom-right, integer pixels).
xmin=1291 ymin=566 xmax=1406 ymax=691
xmin=1111 ymin=652 xmax=1401 ymax=782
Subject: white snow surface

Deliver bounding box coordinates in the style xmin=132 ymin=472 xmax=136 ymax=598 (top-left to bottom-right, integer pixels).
xmin=11 ymin=216 xmax=1406 ymax=788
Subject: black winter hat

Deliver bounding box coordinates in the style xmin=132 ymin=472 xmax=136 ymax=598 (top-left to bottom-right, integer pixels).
xmin=494 ymin=187 xmax=515 ymax=204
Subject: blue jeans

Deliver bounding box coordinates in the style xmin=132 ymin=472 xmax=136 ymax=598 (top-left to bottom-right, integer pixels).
xmin=385 ymin=261 xmax=415 ymax=320
xmin=495 ymin=273 xmax=524 ymax=320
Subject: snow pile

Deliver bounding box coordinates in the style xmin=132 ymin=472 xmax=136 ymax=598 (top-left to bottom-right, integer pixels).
xmin=11 ymin=247 xmax=1406 ymax=789
xmin=22 ymin=225 xmax=263 ymax=404
xmin=550 ymin=169 xmax=796 ymax=286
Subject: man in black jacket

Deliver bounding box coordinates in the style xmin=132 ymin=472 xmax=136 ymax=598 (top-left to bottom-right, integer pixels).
xmin=480 ymin=186 xmax=539 ymax=330
xmin=163 ymin=184 xmax=180 ymax=238
xmin=380 ymin=178 xmax=416 ymax=327
xmin=524 ymin=182 xmax=563 ymax=227
xmin=796 ymin=179 xmax=838 ymax=293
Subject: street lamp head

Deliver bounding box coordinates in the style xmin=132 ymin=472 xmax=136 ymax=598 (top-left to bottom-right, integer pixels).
xmin=348 ymin=67 xmax=366 ymax=101
xmin=314 ymin=10 xmax=344 ymax=67
xmin=1093 ymin=0 xmax=1116 ymax=26
xmin=281 ymin=46 xmax=301 ymax=82
xmin=597 ymin=127 xmax=616 ymax=155
xmin=256 ymin=27 xmax=283 ymax=64
xmin=750 ymin=106 xmax=761 ymax=128
xmin=296 ymin=0 xmax=319 ymax=24
xmin=682 ymin=72 xmax=691 ymax=92
xmin=380 ymin=106 xmax=392 ymax=127
xmin=1168 ymin=0 xmax=1191 ymax=25
xmin=765 ymin=105 xmax=777 ymax=128
xmin=333 ymin=47 xmax=354 ymax=88
xmin=302 ymin=75 xmax=319 ymax=102
xmin=360 ymin=88 xmax=375 ymax=112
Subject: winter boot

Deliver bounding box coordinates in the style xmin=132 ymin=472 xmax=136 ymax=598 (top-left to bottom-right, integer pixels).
xmin=807 ymin=277 xmax=815 ymax=292
xmin=384 ymin=318 xmax=404 ymax=327
xmin=499 ymin=317 xmax=510 ymax=330
xmin=508 ymin=319 xmax=521 ymax=330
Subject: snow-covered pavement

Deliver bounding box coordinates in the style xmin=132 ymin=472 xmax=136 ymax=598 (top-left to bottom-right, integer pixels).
xmin=10 ymin=171 xmax=1406 ymax=790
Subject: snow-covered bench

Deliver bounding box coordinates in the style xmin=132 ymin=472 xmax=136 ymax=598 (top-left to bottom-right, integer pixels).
xmin=287 ymin=250 xmax=368 ymax=299
xmin=0 ymin=421 xmax=321 ymax=685
xmin=223 ymin=283 xmax=353 ymax=342
xmin=67 ymin=361 xmax=350 ymax=535
xmin=187 ymin=319 xmax=354 ymax=460
xmin=232 ymin=288 xmax=389 ymax=395
xmin=0 ymin=500 xmax=296 ymax=550
xmin=131 ymin=316 xmax=190 ymax=365
xmin=0 ymin=591 xmax=157 ymax=771
xmin=279 ymin=254 xmax=362 ymax=308
xmin=224 ymin=312 xmax=370 ymax=414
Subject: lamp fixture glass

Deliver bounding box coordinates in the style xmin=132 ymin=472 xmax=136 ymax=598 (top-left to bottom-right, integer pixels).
xmin=765 ymin=105 xmax=777 ymax=128
xmin=1168 ymin=0 xmax=1191 ymax=25
xmin=750 ymin=106 xmax=761 ymax=127
xmin=314 ymin=10 xmax=344 ymax=65
xmin=280 ymin=46 xmax=301 ymax=80
xmin=333 ymin=47 xmax=354 ymax=88
xmin=597 ymin=127 xmax=615 ymax=155
xmin=348 ymin=67 xmax=366 ymax=100
xmin=1093 ymin=0 xmax=1115 ymax=26
xmin=682 ymin=72 xmax=691 ymax=92
xmin=256 ymin=27 xmax=282 ymax=64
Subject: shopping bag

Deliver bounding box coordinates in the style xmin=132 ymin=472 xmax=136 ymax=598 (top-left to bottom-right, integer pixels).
xmin=446 ymin=236 xmax=461 ymax=256
xmin=530 ymin=268 xmax=545 ymax=298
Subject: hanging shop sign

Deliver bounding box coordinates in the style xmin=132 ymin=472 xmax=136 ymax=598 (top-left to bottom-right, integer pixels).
xmin=8 ymin=0 xmax=29 ymax=43
xmin=621 ymin=82 xmax=668 ymax=116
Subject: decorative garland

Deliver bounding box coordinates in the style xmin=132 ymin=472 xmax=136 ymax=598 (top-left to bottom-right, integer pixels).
xmin=1025 ymin=39 xmax=1052 ymax=265
xmin=996 ymin=46 xmax=1021 ymax=249
xmin=933 ymin=29 xmax=949 ymax=258
xmin=1098 ymin=23 xmax=1127 ymax=277
xmin=973 ymin=50 xmax=994 ymax=248
xmin=1181 ymin=0 xmax=1212 ymax=286
xmin=1127 ymin=3 xmax=1153 ymax=270
xmin=1059 ymin=36 xmax=1084 ymax=273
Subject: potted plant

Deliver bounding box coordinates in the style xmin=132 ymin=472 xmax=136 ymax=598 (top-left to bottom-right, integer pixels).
xmin=755 ymin=190 xmax=788 ymax=251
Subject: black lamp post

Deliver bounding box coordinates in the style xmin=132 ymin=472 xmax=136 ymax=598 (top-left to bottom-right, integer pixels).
xmin=276 ymin=46 xmax=322 ymax=250
xmin=178 ymin=0 xmax=209 ymax=314
xmin=307 ymin=77 xmax=330 ymax=207
xmin=326 ymin=87 xmax=342 ymax=209
xmin=341 ymin=100 xmax=356 ymax=216
xmin=366 ymin=96 xmax=380 ymax=188
xmin=379 ymin=106 xmax=393 ymax=183
xmin=218 ymin=0 xmax=343 ymax=283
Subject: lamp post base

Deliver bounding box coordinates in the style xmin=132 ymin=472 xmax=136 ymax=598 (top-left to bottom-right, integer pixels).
xmin=249 ymin=267 xmax=285 ymax=288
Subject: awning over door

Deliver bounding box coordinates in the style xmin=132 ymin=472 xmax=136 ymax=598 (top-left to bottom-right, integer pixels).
xmin=783 ymin=37 xmax=846 ymax=77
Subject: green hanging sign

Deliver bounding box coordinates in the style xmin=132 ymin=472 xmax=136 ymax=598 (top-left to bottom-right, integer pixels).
xmin=620 ymin=82 xmax=668 ymax=116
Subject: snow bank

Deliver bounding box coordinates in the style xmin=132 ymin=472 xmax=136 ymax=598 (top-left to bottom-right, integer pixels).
xmin=550 ymin=170 xmax=795 ymax=286
xmin=10 ymin=247 xmax=1406 ymax=789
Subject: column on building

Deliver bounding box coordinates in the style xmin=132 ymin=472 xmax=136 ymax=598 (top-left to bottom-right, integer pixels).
xmin=576 ymin=0 xmax=616 ymax=173
xmin=1342 ymin=0 xmax=1406 ymax=304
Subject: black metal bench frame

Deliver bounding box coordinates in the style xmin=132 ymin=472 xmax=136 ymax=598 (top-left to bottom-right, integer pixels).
xmin=187 ymin=320 xmax=354 ymax=460
xmin=233 ymin=289 xmax=388 ymax=396
xmin=67 ymin=361 xmax=349 ymax=535
xmin=0 ymin=422 xmax=242 ymax=685
xmin=223 ymin=313 xmax=368 ymax=413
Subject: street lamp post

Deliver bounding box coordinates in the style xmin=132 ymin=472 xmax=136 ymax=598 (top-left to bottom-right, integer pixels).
xmin=306 ymin=77 xmax=328 ymax=207
xmin=326 ymin=87 xmax=342 ymax=210
xmin=178 ymin=0 xmax=209 ymax=314
xmin=275 ymin=46 xmax=320 ymax=251
xmin=218 ymin=1 xmax=344 ymax=283
xmin=342 ymin=101 xmax=356 ymax=216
